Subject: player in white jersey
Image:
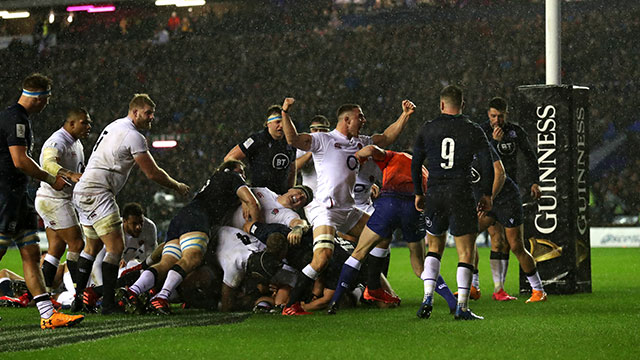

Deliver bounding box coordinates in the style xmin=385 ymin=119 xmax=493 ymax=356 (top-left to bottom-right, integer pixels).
xmin=215 ymin=226 xmax=285 ymax=311
xmin=295 ymin=116 xmax=330 ymax=220
xmin=72 ymin=94 xmax=189 ymax=314
xmin=120 ymin=203 xmax=158 ymax=267
xmin=230 ymin=185 xmax=312 ymax=245
xmin=353 ymin=158 xmax=382 ymax=216
xmin=35 ymin=109 xmax=92 ymax=293
xmin=279 ymin=97 xmax=416 ymax=315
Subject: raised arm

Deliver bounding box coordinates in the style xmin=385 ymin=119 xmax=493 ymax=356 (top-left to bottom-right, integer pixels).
xmin=356 ymin=145 xmax=386 ymax=162
xmin=134 ymin=152 xmax=190 ymax=196
xmin=372 ymin=99 xmax=416 ymax=148
xmin=9 ymin=145 xmax=66 ymax=190
xmin=280 ymin=97 xmax=313 ymax=151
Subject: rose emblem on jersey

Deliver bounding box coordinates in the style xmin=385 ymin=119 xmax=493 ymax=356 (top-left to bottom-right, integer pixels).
xmin=271 ymin=209 xmax=279 ymax=215
xmin=272 ymin=153 xmax=290 ymax=169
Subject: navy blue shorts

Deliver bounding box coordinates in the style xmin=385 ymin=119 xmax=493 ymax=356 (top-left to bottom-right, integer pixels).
xmin=166 ymin=205 xmax=210 ymax=241
xmin=0 ymin=187 xmax=37 ymax=235
xmin=488 ymin=193 xmax=524 ymax=228
xmin=367 ymin=195 xmax=425 ymax=243
xmin=423 ymin=187 xmax=477 ymax=237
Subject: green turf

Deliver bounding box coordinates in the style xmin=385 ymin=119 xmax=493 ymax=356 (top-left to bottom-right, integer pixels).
xmin=1 ymin=247 xmax=639 ymax=359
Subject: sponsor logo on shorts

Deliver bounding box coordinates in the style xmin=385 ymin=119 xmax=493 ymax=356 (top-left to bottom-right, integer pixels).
xmin=425 ymin=217 xmax=432 ymax=228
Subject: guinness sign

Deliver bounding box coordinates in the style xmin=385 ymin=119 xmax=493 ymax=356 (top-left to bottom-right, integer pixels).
xmin=515 ymin=85 xmax=592 ymax=294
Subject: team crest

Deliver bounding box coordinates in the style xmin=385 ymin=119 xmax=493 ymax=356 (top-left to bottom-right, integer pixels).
xmin=271 ymin=209 xmax=279 ymax=215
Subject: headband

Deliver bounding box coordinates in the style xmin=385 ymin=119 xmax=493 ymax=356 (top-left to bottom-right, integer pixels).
xmin=22 ymin=89 xmax=51 ymax=98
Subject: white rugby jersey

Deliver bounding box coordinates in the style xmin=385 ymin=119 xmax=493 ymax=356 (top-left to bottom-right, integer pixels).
xmin=36 ymin=127 xmax=85 ymax=199
xmin=296 ymin=148 xmax=318 ymax=195
xmin=229 ymin=187 xmax=300 ymax=229
xmin=122 ymin=216 xmax=158 ymax=263
xmin=354 ymin=158 xmax=382 ymax=212
xmin=215 ymin=226 xmax=265 ymax=288
xmin=74 ymin=117 xmax=148 ymax=195
xmin=309 ymin=129 xmax=373 ymax=210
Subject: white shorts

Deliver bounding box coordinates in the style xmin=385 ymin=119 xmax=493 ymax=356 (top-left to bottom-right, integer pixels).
xmin=354 ymin=201 xmax=375 ymax=216
xmin=305 ymin=199 xmax=365 ymax=234
xmin=73 ymin=191 xmax=120 ymax=227
xmin=35 ymin=196 xmax=79 ymax=230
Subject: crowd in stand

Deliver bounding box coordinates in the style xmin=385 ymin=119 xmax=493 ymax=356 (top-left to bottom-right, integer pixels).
xmin=0 ymin=0 xmax=637 ymax=228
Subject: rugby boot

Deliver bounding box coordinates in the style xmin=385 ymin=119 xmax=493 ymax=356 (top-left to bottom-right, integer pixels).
xmin=50 ymin=297 xmax=63 ymax=310
xmin=41 ymin=310 xmax=84 ymax=329
xmin=83 ymin=286 xmax=100 ymax=312
xmin=281 ymin=302 xmax=312 ymax=316
xmin=0 ymin=295 xmax=26 ymax=307
xmin=10 ymin=280 xmax=28 ymax=295
xmin=416 ymin=295 xmax=433 ymax=319
xmin=454 ymin=305 xmax=484 ymax=321
xmin=454 ymin=286 xmax=481 ymax=301
xmin=526 ymin=290 xmax=548 ymax=303
xmin=326 ymin=302 xmax=338 ymax=315
xmin=118 ymin=287 xmax=144 ymax=314
xmin=363 ymin=287 xmax=401 ymax=304
xmin=492 ymin=289 xmax=517 ymax=301
xmin=150 ymin=297 xmax=171 ymax=315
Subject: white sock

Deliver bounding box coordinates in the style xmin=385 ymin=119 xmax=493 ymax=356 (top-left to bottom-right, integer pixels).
xmin=490 ymin=259 xmax=503 ymax=292
xmin=345 ymin=256 xmax=362 ymax=270
xmin=130 ymin=270 xmax=156 ymax=295
xmin=472 ymin=271 xmax=480 ymax=289
xmin=527 ymin=271 xmax=544 ymax=291
xmin=302 ymin=265 xmax=319 ymax=280
xmin=35 ymin=294 xmax=54 ymax=319
xmin=456 ymin=266 xmax=473 ymax=311
xmin=501 ymin=259 xmax=509 ymax=286
xmin=421 ymin=256 xmax=441 ymax=300
xmin=156 ymin=269 xmax=184 ymax=300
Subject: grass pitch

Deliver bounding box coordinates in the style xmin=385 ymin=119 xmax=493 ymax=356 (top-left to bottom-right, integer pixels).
xmin=1 ymin=247 xmax=638 ymax=359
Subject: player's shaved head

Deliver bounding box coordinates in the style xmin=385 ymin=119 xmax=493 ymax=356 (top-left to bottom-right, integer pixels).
xmin=66 ymin=108 xmax=89 ymax=123
xmin=440 ymin=85 xmax=464 ymax=109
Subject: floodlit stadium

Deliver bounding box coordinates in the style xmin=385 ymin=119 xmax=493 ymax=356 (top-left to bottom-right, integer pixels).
xmin=0 ymin=0 xmax=638 ymax=358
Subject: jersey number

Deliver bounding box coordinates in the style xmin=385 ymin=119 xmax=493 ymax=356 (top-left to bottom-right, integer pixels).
xmin=236 ymin=233 xmax=252 ymax=245
xmin=440 ymin=138 xmax=455 ymax=169
xmin=92 ymin=130 xmax=109 ymax=153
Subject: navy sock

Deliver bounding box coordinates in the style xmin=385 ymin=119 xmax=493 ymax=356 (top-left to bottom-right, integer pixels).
xmin=75 ymin=256 xmax=94 ymax=293
xmin=367 ymin=255 xmax=385 ymax=290
xmin=101 ymin=262 xmax=119 ymax=309
xmin=330 ymin=263 xmax=361 ymax=305
xmin=435 ymin=275 xmax=457 ymax=311
xmin=41 ymin=261 xmax=58 ymax=288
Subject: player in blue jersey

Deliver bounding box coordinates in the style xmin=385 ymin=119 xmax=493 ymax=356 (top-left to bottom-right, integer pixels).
xmin=411 ymin=85 xmax=494 ymax=321
xmin=471 ymin=146 xmax=547 ymax=303
xmin=123 ymin=159 xmax=262 ymax=314
xmin=0 ymin=73 xmax=83 ymax=328
xmin=479 ymin=97 xmax=542 ymax=300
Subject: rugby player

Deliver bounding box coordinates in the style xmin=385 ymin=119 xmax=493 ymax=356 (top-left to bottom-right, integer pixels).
xmin=35 ymin=108 xmax=91 ymax=293
xmin=72 ymin=94 xmax=189 ymax=314
xmin=327 ymin=145 xmax=458 ymax=314
xmin=471 ymin=147 xmax=547 ymax=303
xmin=479 ymin=97 xmax=542 ymax=300
xmin=412 ymin=85 xmax=494 ymax=320
xmin=280 ymin=96 xmax=416 ymax=315
xmin=0 ymin=73 xmax=83 ymax=328
xmin=124 ymin=160 xmax=261 ymax=315
xmin=225 ymin=104 xmax=297 ymax=195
